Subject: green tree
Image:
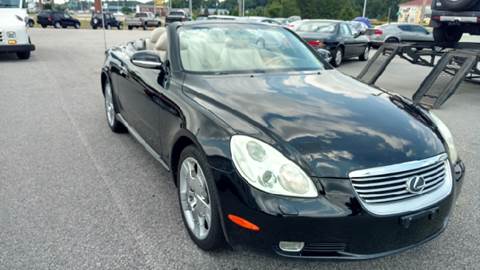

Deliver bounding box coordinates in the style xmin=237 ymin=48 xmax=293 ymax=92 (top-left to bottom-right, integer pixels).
xmin=338 ymin=0 xmax=357 ymax=20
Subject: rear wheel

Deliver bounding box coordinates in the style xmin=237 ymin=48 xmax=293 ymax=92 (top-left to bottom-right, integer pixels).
xmin=54 ymin=22 xmax=61 ymax=28
xmin=128 ymin=25 xmax=133 ymax=30
xmin=41 ymin=24 xmax=47 ymax=28
xmin=74 ymin=23 xmax=80 ymax=29
xmin=385 ymin=37 xmax=400 ymax=44
xmin=28 ymin=20 xmax=34 ymax=27
xmin=177 ymin=146 xmax=225 ymax=251
xmin=104 ymin=80 xmax=126 ymax=133
xmin=143 ymin=24 xmax=147 ymax=30
xmin=17 ymin=51 xmax=30 ymax=60
xmin=433 ymin=26 xmax=463 ymax=44
xmin=331 ymin=47 xmax=344 ymax=67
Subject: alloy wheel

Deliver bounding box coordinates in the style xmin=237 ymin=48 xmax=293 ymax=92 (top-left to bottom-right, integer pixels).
xmin=104 ymin=82 xmax=115 ymax=127
xmin=179 ymin=157 xmax=212 ymax=240
xmin=335 ymin=49 xmax=343 ymax=66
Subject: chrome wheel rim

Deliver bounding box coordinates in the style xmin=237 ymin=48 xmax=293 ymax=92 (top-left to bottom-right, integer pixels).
xmin=335 ymin=50 xmax=342 ymax=66
xmin=364 ymin=47 xmax=370 ymax=59
xmin=179 ymin=157 xmax=211 ymax=240
xmin=105 ymin=83 xmax=115 ymax=127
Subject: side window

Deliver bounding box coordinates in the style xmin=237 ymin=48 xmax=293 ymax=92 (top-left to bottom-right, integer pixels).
xmin=398 ymin=25 xmax=412 ymax=32
xmin=340 ymin=24 xmax=352 ymax=36
xmin=412 ymin=25 xmax=428 ymax=34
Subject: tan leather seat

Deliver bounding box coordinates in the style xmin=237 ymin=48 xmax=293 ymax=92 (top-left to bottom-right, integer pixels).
xmin=154 ymin=32 xmax=168 ymax=60
xmin=146 ymin=27 xmax=165 ymax=50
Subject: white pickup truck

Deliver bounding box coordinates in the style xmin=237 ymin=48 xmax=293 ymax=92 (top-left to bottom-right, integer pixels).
xmin=0 ymin=0 xmax=35 ymax=59
xmin=126 ymin=12 xmax=161 ymax=30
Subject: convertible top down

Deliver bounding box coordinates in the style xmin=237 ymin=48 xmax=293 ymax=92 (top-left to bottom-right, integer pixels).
xmin=101 ymin=22 xmax=465 ymax=259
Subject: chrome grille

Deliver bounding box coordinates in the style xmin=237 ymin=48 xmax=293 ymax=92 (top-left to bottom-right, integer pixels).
xmin=350 ymin=153 xmax=449 ymax=206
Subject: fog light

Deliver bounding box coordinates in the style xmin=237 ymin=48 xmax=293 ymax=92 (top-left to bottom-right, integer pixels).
xmin=8 ymin=40 xmax=17 ymax=45
xmin=279 ymin=241 xmax=304 ymax=252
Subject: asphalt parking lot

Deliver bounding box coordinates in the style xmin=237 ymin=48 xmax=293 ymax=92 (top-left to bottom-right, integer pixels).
xmin=1 ymin=28 xmax=479 ymax=270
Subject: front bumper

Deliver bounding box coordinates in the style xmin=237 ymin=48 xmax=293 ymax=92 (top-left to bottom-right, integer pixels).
xmin=0 ymin=44 xmax=35 ymax=53
xmin=212 ymin=160 xmax=465 ymax=259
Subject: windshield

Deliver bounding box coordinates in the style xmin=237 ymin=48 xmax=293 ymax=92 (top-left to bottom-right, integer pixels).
xmin=135 ymin=13 xmax=147 ymax=18
xmin=0 ymin=0 xmax=21 ymax=8
xmin=178 ymin=25 xmax=326 ymax=74
xmin=169 ymin=11 xmax=184 ymax=16
xmin=297 ymin=22 xmax=337 ymax=33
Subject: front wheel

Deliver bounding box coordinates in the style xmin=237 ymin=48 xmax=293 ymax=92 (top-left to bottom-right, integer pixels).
xmin=359 ymin=46 xmax=370 ymax=61
xmin=74 ymin=23 xmax=80 ymax=29
xmin=128 ymin=26 xmax=133 ymax=30
xmin=17 ymin=51 xmax=30 ymax=60
xmin=41 ymin=24 xmax=47 ymax=28
xmin=177 ymin=146 xmax=225 ymax=251
xmin=143 ymin=24 xmax=147 ymax=30
xmin=433 ymin=26 xmax=463 ymax=44
xmin=331 ymin=47 xmax=344 ymax=67
xmin=104 ymin=80 xmax=126 ymax=133
xmin=54 ymin=22 xmax=61 ymax=28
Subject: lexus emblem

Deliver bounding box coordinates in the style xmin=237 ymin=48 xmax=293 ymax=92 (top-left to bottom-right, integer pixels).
xmin=406 ymin=176 xmax=426 ymax=194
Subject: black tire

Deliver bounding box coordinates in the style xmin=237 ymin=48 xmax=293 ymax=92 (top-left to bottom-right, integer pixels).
xmin=331 ymin=47 xmax=344 ymax=67
xmin=62 ymin=25 xmax=67 ymax=29
xmin=441 ymin=0 xmax=477 ymax=11
xmin=176 ymin=145 xmax=225 ymax=251
xmin=107 ymin=24 xmax=112 ymax=30
xmin=54 ymin=22 xmax=61 ymax=28
xmin=157 ymin=22 xmax=161 ymax=27
xmin=359 ymin=46 xmax=370 ymax=61
xmin=433 ymin=26 xmax=463 ymax=44
xmin=16 ymin=51 xmax=30 ymax=60
xmin=92 ymin=25 xmax=97 ymax=30
xmin=143 ymin=24 xmax=147 ymax=30
xmin=385 ymin=37 xmax=400 ymax=43
xmin=128 ymin=26 xmax=132 ymax=30
xmin=74 ymin=23 xmax=80 ymax=29
xmin=117 ymin=25 xmax=121 ymax=30
xmin=28 ymin=20 xmax=34 ymax=27
xmin=41 ymin=24 xmax=47 ymax=28
xmin=104 ymin=79 xmax=127 ymax=133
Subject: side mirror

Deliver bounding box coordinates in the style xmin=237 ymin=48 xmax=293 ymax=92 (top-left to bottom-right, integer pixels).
xmin=353 ymin=31 xmax=362 ymax=38
xmin=131 ymin=51 xmax=162 ymax=69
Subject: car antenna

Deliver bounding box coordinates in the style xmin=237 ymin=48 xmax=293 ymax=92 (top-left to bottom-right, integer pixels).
xmin=100 ymin=0 xmax=107 ymax=51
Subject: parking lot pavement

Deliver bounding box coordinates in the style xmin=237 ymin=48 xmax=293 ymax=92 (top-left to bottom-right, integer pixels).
xmin=0 ymin=28 xmax=479 ymax=270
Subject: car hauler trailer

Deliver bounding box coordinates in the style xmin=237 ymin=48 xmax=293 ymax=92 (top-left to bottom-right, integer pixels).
xmin=357 ymin=42 xmax=480 ymax=109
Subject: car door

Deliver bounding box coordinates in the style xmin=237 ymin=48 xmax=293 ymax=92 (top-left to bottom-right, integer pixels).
xmin=398 ymin=25 xmax=417 ymax=41
xmin=114 ymin=46 xmax=176 ymax=155
xmin=411 ymin=25 xmax=434 ymax=41
xmin=339 ymin=23 xmax=358 ymax=58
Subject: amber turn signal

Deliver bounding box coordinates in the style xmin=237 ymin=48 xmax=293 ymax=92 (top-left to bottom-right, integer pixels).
xmin=227 ymin=214 xmax=260 ymax=232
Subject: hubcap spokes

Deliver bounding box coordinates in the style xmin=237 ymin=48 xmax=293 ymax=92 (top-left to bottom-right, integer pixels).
xmin=179 ymin=157 xmax=211 ymax=240
xmin=105 ymin=84 xmax=115 ymax=126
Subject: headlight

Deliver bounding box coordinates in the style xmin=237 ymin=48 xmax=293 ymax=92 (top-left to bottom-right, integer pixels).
xmin=430 ymin=112 xmax=458 ymax=163
xmin=230 ymin=135 xmax=318 ymax=198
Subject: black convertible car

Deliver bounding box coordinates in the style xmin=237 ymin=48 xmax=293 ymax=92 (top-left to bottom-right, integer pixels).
xmin=101 ymin=22 xmax=465 ymax=259
xmin=296 ymin=20 xmax=370 ymax=67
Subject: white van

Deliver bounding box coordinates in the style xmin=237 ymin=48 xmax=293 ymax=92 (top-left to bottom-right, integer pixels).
xmin=0 ymin=0 xmax=35 ymax=59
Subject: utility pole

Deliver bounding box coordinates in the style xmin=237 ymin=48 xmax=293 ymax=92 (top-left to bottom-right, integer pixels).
xmin=189 ymin=0 xmax=192 ymax=19
xmin=362 ymin=0 xmax=367 ymax=17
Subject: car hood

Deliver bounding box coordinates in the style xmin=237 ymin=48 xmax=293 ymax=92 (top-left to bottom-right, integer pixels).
xmin=183 ymin=70 xmax=445 ymax=178
xmin=0 ymin=10 xmax=27 ymax=27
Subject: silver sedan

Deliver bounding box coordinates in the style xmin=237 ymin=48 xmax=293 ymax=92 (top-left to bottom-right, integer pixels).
xmin=369 ymin=23 xmax=433 ymax=48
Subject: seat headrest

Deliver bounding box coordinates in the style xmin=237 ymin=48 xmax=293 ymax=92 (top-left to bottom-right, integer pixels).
xmin=150 ymin=28 xmax=165 ymax=44
xmin=155 ymin=33 xmax=168 ymax=51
